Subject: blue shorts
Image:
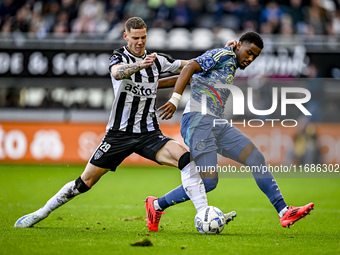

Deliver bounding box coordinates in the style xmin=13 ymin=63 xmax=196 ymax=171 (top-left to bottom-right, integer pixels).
xmin=181 ymin=112 xmax=251 ymax=161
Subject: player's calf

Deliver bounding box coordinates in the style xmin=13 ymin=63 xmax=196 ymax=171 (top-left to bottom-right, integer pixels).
xmin=14 ymin=177 xmax=90 ymax=228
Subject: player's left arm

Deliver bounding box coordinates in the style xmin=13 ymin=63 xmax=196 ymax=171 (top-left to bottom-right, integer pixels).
xmin=158 ymin=75 xmax=192 ymax=89
xmin=158 ymin=60 xmax=202 ymax=120
xmin=158 ymin=75 xmax=179 ymax=89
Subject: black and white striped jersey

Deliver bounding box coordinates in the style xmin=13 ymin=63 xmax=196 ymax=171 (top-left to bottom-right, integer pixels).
xmin=106 ymin=46 xmax=181 ymax=133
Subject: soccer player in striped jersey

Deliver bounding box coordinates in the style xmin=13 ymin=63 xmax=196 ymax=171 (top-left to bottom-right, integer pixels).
xmin=14 ymin=17 xmax=208 ymax=230
xmin=147 ymin=31 xmax=314 ymax=229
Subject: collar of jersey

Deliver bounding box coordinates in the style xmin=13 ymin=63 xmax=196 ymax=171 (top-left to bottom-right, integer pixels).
xmin=124 ymin=46 xmax=146 ymax=59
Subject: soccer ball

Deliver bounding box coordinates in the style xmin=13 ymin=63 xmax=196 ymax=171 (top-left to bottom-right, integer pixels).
xmin=195 ymin=206 xmax=226 ymax=234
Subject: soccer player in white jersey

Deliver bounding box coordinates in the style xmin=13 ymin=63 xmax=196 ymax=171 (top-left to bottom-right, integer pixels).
xmin=145 ymin=31 xmax=314 ymax=230
xmin=14 ymin=17 xmax=208 ymax=231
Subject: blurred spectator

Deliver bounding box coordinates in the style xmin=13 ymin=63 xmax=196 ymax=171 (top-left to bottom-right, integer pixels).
xmin=106 ymin=0 xmax=125 ymax=20
xmin=305 ymin=63 xmax=324 ymax=122
xmin=170 ymin=0 xmax=195 ymax=29
xmin=1 ymin=17 xmax=13 ymax=34
xmin=187 ymin=0 xmax=203 ymax=28
xmin=304 ymin=0 xmax=332 ymax=35
xmin=279 ymin=13 xmax=294 ymax=35
xmin=72 ymin=0 xmax=107 ymax=34
xmin=289 ymin=116 xmax=322 ymax=165
xmin=42 ymin=1 xmax=60 ymax=34
xmin=149 ymin=0 xmax=173 ymax=29
xmin=0 ymin=0 xmax=18 ymax=25
xmin=105 ymin=8 xmax=121 ymax=31
xmin=240 ymin=0 xmax=262 ymax=32
xmin=60 ymin=0 xmax=78 ymax=26
xmin=123 ymin=0 xmax=151 ymax=22
xmin=29 ymin=10 xmax=46 ymax=38
xmin=11 ymin=3 xmax=32 ymax=33
xmin=202 ymin=0 xmax=224 ymax=28
xmin=0 ymin=0 xmax=340 ymax=37
xmin=281 ymin=0 xmax=307 ymax=34
xmin=148 ymin=0 xmax=176 ymax=9
xmin=332 ymin=9 xmax=340 ymax=35
xmin=260 ymin=1 xmax=283 ymax=34
xmin=260 ymin=19 xmax=275 ymax=34
xmin=52 ymin=11 xmax=70 ymax=37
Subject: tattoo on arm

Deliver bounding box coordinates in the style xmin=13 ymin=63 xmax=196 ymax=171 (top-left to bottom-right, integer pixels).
xmin=115 ymin=62 xmax=141 ymax=79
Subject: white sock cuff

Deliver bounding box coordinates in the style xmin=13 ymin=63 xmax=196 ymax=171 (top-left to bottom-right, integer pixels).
xmin=153 ymin=199 xmax=162 ymax=211
xmin=279 ymin=206 xmax=288 ymax=218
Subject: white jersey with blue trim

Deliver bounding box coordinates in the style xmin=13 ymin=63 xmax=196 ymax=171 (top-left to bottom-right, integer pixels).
xmin=183 ymin=46 xmax=238 ymax=118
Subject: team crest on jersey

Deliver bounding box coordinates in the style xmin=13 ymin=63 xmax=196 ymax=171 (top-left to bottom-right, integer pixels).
xmin=196 ymin=141 xmax=206 ymax=151
xmin=94 ymin=150 xmax=104 ymax=160
xmin=203 ymin=57 xmax=214 ymax=69
xmin=151 ymin=64 xmax=158 ymax=72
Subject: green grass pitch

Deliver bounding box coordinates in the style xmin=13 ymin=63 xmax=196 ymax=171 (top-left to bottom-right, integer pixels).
xmin=0 ymin=164 xmax=339 ymax=255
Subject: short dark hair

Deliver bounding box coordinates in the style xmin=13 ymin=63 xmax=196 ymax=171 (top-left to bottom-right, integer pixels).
xmin=125 ymin=17 xmax=147 ymax=33
xmin=239 ymin=31 xmax=264 ymax=49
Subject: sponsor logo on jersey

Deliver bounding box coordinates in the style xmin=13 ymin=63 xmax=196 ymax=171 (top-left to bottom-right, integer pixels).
xmin=124 ymin=83 xmax=155 ymax=96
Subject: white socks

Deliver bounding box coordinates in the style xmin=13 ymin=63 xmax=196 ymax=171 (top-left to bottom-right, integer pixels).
xmin=181 ymin=161 xmax=208 ymax=213
xmin=153 ymin=199 xmax=162 ymax=211
xmin=37 ymin=180 xmax=80 ymax=218
xmin=279 ymin=206 xmax=289 ymax=218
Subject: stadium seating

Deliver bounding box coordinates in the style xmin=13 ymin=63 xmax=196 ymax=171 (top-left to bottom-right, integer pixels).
xmin=191 ymin=28 xmax=215 ymax=49
xmin=146 ymin=28 xmax=167 ymax=49
xmin=168 ymin=28 xmax=191 ymax=49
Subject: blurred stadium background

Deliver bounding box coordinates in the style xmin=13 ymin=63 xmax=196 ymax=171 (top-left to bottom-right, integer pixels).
xmin=0 ymin=0 xmax=340 ymax=167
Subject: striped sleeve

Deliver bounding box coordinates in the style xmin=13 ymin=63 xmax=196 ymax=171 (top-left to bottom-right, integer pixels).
xmin=109 ymin=48 xmax=128 ymax=70
xmin=156 ymin=53 xmax=181 ymax=73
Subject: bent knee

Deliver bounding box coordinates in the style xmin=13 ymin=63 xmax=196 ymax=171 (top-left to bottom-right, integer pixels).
xmin=156 ymin=140 xmax=188 ymax=167
xmin=203 ymin=178 xmax=218 ymax=192
xmin=245 ymin=148 xmax=266 ymax=167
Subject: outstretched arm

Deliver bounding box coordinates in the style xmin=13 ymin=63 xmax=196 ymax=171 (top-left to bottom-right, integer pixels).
xmin=158 ymin=75 xmax=193 ymax=89
xmin=158 ymin=75 xmax=180 ymax=89
xmin=158 ymin=60 xmax=202 ymax=120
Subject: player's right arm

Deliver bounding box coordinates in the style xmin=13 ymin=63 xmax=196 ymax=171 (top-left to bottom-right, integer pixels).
xmin=158 ymin=60 xmax=203 ymax=120
xmin=110 ymin=53 xmax=156 ymax=80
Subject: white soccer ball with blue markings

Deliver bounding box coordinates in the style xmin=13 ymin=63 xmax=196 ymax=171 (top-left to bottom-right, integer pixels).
xmin=195 ymin=206 xmax=226 ymax=234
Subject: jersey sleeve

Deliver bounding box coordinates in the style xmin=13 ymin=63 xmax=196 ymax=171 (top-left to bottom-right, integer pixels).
xmin=109 ymin=52 xmax=124 ymax=69
xmin=195 ymin=47 xmax=235 ymax=72
xmin=156 ymin=53 xmax=181 ymax=73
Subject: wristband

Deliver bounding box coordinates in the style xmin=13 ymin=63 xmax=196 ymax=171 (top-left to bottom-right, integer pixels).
xmin=168 ymin=92 xmax=182 ymax=108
